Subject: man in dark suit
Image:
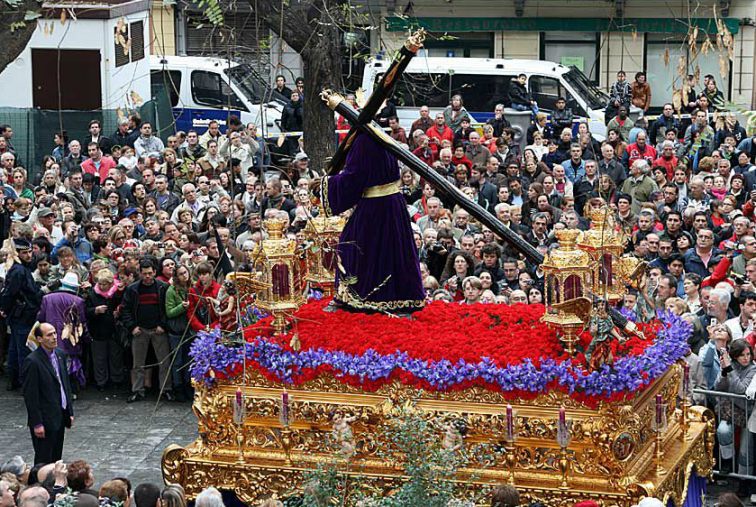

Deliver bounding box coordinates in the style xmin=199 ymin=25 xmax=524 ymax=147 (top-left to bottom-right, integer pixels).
xmin=23 ymin=323 xmax=74 ymax=464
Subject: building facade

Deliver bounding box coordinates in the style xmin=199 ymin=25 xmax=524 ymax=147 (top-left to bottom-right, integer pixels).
xmin=147 ymin=0 xmax=755 ymax=110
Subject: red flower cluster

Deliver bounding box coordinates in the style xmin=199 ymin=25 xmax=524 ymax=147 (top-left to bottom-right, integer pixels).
xmin=246 ymin=299 xmax=658 ymax=370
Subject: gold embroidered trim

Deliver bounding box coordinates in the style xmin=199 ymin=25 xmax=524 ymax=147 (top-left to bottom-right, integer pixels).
xmin=362 ymin=180 xmax=401 ymax=199
xmin=336 ymin=283 xmax=425 ymax=312
xmin=321 ymin=176 xmax=333 ymax=217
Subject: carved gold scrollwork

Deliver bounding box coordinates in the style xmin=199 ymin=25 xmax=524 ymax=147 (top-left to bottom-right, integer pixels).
xmin=169 ymin=368 xmax=713 ymax=506
xmin=161 ymin=445 xmax=187 ymax=486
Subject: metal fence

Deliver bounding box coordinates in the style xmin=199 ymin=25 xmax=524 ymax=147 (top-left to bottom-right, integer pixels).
xmin=0 ymin=92 xmax=173 ymax=183
xmin=694 ymin=388 xmax=756 ymax=481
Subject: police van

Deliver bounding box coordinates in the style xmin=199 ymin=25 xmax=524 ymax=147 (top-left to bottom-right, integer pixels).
xmin=362 ymin=56 xmax=624 ymax=142
xmin=150 ymin=55 xmax=285 ymax=136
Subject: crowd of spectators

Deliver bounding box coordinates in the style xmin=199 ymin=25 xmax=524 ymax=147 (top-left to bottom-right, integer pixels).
xmin=0 ymin=456 xmax=228 ymax=507
xmin=0 ymin=70 xmax=754 ymax=499
xmin=0 ymin=458 xmax=719 ymax=507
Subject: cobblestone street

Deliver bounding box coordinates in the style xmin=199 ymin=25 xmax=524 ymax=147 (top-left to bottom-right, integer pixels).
xmin=0 ymin=385 xmax=196 ymax=488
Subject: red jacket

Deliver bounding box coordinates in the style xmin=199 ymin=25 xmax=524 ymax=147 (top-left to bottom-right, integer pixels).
xmin=412 ymin=145 xmax=438 ymax=167
xmin=702 ymin=256 xmax=733 ymax=288
xmin=652 ymin=155 xmax=678 ymax=180
xmin=625 ymin=143 xmax=657 ymax=167
xmin=427 ymin=125 xmax=454 ymax=145
xmin=81 ymin=156 xmax=116 ymax=184
xmin=187 ymin=279 xmax=221 ymax=332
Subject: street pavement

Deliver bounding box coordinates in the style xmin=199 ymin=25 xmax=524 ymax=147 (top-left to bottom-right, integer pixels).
xmin=0 ymin=385 xmax=197 ymax=488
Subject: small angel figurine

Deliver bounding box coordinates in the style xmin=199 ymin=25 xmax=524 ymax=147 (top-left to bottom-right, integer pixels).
xmin=331 ymin=410 xmax=358 ymax=457
xmin=442 ymin=418 xmax=467 ymax=452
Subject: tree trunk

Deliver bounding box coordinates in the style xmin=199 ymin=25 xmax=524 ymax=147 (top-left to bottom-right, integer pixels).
xmin=0 ymin=0 xmax=39 ymax=75
xmin=247 ymin=0 xmax=345 ymax=174
xmin=300 ymin=30 xmax=341 ymax=173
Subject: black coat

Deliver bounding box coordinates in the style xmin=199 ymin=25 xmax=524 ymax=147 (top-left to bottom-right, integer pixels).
xmin=23 ymin=348 xmax=74 ymax=430
xmin=1 ymin=261 xmax=42 ymax=325
xmin=120 ymin=279 xmax=169 ymax=332
xmin=83 ymin=135 xmax=113 ymax=156
xmin=486 ymin=116 xmax=511 ymax=138
xmin=111 ymin=129 xmax=139 ymax=149
xmin=85 ymin=289 xmax=122 ymax=341
xmin=507 ymin=81 xmax=531 ymax=107
xmin=281 ymin=100 xmax=304 ymax=132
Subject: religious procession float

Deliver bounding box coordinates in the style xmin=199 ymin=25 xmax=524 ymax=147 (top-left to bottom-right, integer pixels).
xmin=162 ymin=32 xmax=714 ymax=507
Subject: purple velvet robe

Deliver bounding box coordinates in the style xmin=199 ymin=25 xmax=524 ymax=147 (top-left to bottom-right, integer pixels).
xmin=323 ymin=134 xmax=425 ymax=312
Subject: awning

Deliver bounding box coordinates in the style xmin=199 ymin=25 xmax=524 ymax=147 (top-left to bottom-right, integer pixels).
xmin=385 ymin=16 xmax=740 ymax=35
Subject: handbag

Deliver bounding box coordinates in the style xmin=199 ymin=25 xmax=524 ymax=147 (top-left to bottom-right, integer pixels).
xmin=166 ymin=313 xmax=189 ymax=336
xmin=114 ymin=320 xmax=131 ymax=349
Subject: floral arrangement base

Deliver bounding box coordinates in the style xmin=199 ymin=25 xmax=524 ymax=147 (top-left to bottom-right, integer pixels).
xmin=164 ymin=302 xmax=714 ymax=506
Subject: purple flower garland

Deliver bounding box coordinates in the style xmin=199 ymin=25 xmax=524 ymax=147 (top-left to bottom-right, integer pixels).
xmin=189 ymin=313 xmax=691 ymax=401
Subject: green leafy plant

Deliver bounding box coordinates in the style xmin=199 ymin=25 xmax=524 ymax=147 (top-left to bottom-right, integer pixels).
xmin=290 ymin=409 xmax=492 ymax=507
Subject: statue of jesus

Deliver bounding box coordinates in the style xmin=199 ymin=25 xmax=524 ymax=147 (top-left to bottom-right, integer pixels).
xmin=314 ymin=133 xmax=425 ymax=313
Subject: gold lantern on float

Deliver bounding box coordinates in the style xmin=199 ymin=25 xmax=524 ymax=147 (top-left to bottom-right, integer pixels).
xmin=578 ymin=205 xmax=628 ymax=304
xmin=304 ymin=206 xmax=346 ymax=297
xmin=254 ymin=218 xmax=306 ymax=334
xmin=541 ymin=228 xmax=594 ymax=354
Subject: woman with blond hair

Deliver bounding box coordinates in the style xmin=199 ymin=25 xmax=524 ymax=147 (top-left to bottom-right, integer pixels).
xmin=85 ymin=269 xmax=125 ymax=391
xmin=11 ymin=168 xmax=33 ymax=200
xmin=663 ymin=297 xmax=689 ymax=316
xmin=160 ymin=485 xmax=187 ymax=507
xmin=159 ymin=147 xmax=183 ymax=176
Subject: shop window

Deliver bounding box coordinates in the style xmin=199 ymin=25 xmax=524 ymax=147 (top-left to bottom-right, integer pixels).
xmin=542 ymin=31 xmax=599 ymax=83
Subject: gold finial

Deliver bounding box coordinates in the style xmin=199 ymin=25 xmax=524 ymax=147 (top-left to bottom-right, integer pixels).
xmin=405 ymin=28 xmax=427 ymax=52
xmin=265 ymin=218 xmax=288 ymax=239
xmin=320 ymin=89 xmax=345 ymax=111
xmin=554 ymin=228 xmax=582 ymax=247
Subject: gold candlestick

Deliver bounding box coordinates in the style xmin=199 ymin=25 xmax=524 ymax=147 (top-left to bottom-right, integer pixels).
xmin=281 ymin=427 xmax=293 ymax=465
xmin=558 ymin=446 xmax=570 ymax=490
xmin=236 ymin=424 xmax=245 ymax=463
xmin=655 ymin=431 xmax=666 ymax=476
xmin=505 ymin=443 xmax=516 ymax=485
xmin=680 ymin=401 xmax=692 ymax=442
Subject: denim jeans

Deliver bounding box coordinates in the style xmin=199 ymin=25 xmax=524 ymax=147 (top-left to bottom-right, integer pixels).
xmin=168 ymin=333 xmax=192 ymax=390
xmin=510 ymin=103 xmax=539 ymax=116
xmin=718 ymin=420 xmax=755 ymax=475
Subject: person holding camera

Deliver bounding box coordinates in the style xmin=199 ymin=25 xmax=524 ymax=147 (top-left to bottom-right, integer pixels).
xmin=715 ymin=339 xmax=756 ymax=480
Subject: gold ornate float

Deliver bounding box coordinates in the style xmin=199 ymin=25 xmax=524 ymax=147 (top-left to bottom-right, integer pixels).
xmin=163 ymin=365 xmax=713 ymax=506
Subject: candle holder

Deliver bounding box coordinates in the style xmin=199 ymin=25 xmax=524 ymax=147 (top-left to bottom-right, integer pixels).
xmin=279 ymin=390 xmax=294 ymax=465
xmin=556 ymin=414 xmax=571 ymax=490
xmin=652 ymin=400 xmax=668 ymax=476
xmin=503 ymin=406 xmax=518 ymax=486
xmin=680 ymin=400 xmax=692 ymax=442
xmin=233 ymin=390 xmax=245 ymax=463
xmin=680 ymin=363 xmax=692 ymax=442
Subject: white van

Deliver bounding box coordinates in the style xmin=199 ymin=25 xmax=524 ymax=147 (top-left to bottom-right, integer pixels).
xmin=362 ymin=56 xmax=622 ymax=141
xmin=150 ymin=55 xmax=285 ymax=137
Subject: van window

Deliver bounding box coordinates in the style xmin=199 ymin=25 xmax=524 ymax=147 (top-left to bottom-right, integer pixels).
xmin=385 ymin=73 xmax=511 ymax=113
xmin=529 ymin=75 xmax=569 ymax=112
xmin=191 ymin=70 xmax=247 ymax=111
xmin=151 ymin=70 xmax=182 ymax=108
